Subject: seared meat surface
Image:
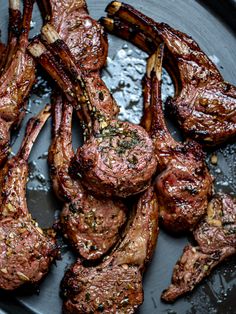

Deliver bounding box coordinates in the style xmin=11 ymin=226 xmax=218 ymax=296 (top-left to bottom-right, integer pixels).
xmin=61 ymin=187 xmax=159 ymax=313
xmin=162 ymin=193 xmax=236 ymax=302
xmin=28 ymin=26 xmax=157 ymax=198
xmin=0 ymin=105 xmax=57 ymax=290
xmin=49 ymin=94 xmax=127 ymax=260
xmin=142 ymin=46 xmax=212 ymax=232
xmin=102 ymin=1 xmax=236 ymax=146
xmin=0 ymin=0 xmax=36 ymax=167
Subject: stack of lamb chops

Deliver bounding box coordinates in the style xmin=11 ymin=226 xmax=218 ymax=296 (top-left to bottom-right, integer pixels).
xmin=141 ymin=45 xmax=236 ymax=303
xmin=26 ymin=1 xmax=160 ymax=312
xmin=102 ymin=0 xmax=235 ymax=303
xmin=26 ymin=1 xmax=235 ymax=312
xmin=0 ymin=0 xmax=235 ymax=312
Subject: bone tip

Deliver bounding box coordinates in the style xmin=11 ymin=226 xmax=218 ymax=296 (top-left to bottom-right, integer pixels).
xmin=106 ymin=1 xmax=122 ymax=15
xmin=28 ymin=40 xmax=46 ymax=58
xmin=9 ymin=0 xmax=20 ymax=10
xmin=41 ymin=23 xmax=60 ymax=44
xmin=100 ymin=17 xmax=114 ymax=32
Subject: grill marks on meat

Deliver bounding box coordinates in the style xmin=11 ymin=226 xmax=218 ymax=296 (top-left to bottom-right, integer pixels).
xmin=142 ymin=45 xmax=212 ymax=232
xmin=28 ymin=26 xmax=157 ymax=198
xmin=162 ymin=194 xmax=236 ymax=302
xmin=0 ymin=0 xmax=36 ymax=167
xmin=102 ymin=1 xmax=236 ymax=146
xmin=48 ymin=94 xmax=127 ymax=260
xmin=61 ymin=187 xmax=159 ymax=313
xmin=0 ymin=105 xmax=58 ymax=290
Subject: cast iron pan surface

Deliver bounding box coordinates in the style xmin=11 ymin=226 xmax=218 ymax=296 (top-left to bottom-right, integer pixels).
xmin=0 ymin=0 xmax=235 ymax=313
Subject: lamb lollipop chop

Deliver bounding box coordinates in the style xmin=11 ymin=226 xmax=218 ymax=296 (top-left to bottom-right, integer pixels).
xmin=0 ymin=105 xmax=58 ymax=291
xmin=142 ymin=45 xmax=213 ymax=232
xmin=48 ymin=94 xmax=127 ymax=260
xmin=37 ymin=0 xmax=119 ymax=123
xmin=0 ymin=0 xmax=36 ymax=167
xmin=102 ymin=1 xmax=236 ymax=146
xmin=61 ymin=186 xmax=159 ymax=313
xmin=162 ymin=193 xmax=236 ymax=302
xmin=28 ymin=26 xmax=157 ymax=198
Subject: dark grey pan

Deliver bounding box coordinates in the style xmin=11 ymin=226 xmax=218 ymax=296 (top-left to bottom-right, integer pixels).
xmin=0 ymin=0 xmax=235 ymax=313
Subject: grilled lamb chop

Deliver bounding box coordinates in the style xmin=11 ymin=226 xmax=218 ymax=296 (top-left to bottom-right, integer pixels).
xmin=0 ymin=105 xmax=58 ymax=290
xmin=162 ymin=193 xmax=236 ymax=302
xmin=102 ymin=1 xmax=236 ymax=146
xmin=0 ymin=0 xmax=36 ymax=167
xmin=28 ymin=26 xmax=157 ymax=198
xmin=37 ymin=0 xmax=119 ymax=127
xmin=142 ymin=45 xmax=212 ymax=232
xmin=61 ymin=186 xmax=159 ymax=313
xmin=48 ymin=93 xmax=127 ymax=260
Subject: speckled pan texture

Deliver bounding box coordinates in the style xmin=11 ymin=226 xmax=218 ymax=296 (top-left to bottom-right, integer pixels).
xmin=0 ymin=0 xmax=235 ymax=313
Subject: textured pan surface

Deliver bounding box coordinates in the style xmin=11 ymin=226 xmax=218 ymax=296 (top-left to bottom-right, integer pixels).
xmin=0 ymin=0 xmax=235 ymax=313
